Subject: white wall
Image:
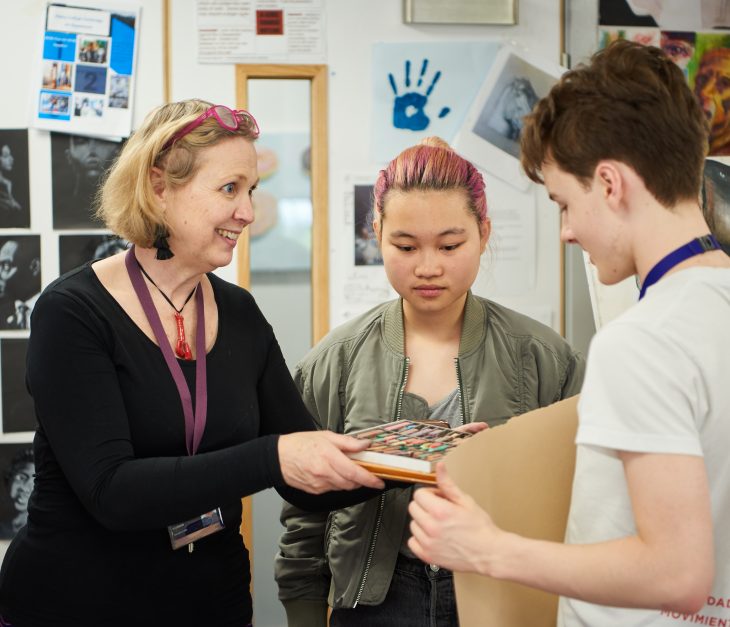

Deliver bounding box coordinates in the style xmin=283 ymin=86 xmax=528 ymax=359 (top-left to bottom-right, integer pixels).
xmin=168 ymin=4 xmax=563 ymax=626
xmin=0 ymin=2 xmax=565 ymax=624
xmin=168 ymin=0 xmax=565 ymax=330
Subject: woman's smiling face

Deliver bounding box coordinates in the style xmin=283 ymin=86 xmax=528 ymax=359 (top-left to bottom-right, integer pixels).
xmin=161 ymin=136 xmax=259 ymax=273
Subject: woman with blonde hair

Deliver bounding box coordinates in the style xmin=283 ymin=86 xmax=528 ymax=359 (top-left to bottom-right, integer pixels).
xmin=0 ymin=99 xmax=383 ymax=627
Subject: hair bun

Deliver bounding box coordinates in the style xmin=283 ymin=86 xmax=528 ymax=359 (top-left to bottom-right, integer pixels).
xmin=419 ymin=136 xmax=452 ymax=151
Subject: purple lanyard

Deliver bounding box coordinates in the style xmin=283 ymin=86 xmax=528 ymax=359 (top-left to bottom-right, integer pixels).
xmin=125 ymin=247 xmax=208 ymax=455
xmin=638 ymin=234 xmax=721 ymax=300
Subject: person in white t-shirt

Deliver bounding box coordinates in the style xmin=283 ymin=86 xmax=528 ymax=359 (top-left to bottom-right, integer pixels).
xmin=407 ymin=39 xmax=730 ymax=626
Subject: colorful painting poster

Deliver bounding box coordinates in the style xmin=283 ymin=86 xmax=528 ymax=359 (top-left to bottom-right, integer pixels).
xmin=33 ymin=1 xmax=140 ymax=139
xmin=692 ymin=33 xmax=730 ymax=156
xmin=597 ymin=27 xmax=730 ymax=156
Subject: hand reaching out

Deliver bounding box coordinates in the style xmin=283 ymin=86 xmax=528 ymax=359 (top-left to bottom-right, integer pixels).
xmin=278 ymin=430 xmax=385 ymax=494
xmin=408 ymin=462 xmax=502 ymax=575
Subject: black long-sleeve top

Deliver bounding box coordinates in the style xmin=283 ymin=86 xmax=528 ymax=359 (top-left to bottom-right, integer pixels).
xmin=0 ymin=263 xmax=344 ymax=627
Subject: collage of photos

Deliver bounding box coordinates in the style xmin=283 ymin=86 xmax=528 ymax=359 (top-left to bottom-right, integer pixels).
xmin=40 ymin=32 xmax=111 ymax=123
xmin=600 ymin=0 xmax=730 ymax=155
xmin=0 ymin=124 xmax=128 ymax=540
xmin=35 ymin=4 xmax=139 ymax=138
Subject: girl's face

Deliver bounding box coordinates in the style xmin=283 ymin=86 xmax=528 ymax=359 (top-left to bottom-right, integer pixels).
xmin=376 ymin=188 xmax=489 ymax=319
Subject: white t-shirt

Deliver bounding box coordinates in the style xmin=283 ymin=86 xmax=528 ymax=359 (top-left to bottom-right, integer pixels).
xmin=559 ymin=267 xmax=730 ymax=627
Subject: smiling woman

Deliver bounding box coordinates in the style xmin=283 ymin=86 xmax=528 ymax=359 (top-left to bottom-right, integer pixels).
xmin=0 ymin=98 xmax=387 ymax=627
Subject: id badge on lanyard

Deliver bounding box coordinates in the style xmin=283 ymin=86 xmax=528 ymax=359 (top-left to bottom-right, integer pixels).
xmin=168 ymin=507 xmax=225 ymax=551
xmin=125 ymin=248 xmax=225 ymax=553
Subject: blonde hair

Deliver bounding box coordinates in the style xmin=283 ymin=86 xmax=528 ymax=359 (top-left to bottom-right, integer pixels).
xmin=96 ymin=99 xmax=258 ymax=246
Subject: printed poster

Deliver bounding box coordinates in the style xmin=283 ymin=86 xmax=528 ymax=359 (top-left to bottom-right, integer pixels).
xmin=197 ymin=0 xmax=325 ymax=64
xmin=34 ymin=1 xmax=141 ymax=139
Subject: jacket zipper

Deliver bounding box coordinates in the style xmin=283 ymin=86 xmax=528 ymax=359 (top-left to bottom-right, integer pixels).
xmin=353 ymin=357 xmax=410 ymax=607
xmin=454 ymin=357 xmax=466 ymax=426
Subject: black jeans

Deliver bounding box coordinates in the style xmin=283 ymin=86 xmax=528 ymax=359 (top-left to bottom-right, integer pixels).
xmin=330 ymin=553 xmax=459 ymax=627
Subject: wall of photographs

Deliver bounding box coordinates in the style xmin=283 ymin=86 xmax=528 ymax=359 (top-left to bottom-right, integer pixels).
xmin=0 ymin=127 xmax=129 ymax=540
xmin=0 ymin=0 xmax=163 ymax=549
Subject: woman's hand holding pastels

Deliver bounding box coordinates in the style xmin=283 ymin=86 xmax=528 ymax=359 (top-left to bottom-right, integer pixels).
xmin=278 ymin=431 xmax=386 ymax=494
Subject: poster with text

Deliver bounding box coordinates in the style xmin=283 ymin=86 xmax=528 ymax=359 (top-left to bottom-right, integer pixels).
xmin=197 ymin=0 xmax=325 ymax=64
xmin=34 ymin=1 xmax=141 ymax=139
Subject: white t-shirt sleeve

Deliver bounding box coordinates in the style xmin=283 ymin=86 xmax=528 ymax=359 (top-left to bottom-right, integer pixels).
xmin=576 ymin=321 xmax=704 ymax=456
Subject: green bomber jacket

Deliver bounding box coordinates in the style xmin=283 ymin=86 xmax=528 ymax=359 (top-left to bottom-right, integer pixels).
xmin=275 ymin=293 xmax=585 ymax=626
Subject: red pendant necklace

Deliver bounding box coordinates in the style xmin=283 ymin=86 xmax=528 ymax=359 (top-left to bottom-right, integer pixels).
xmin=136 ymin=260 xmax=199 ymax=360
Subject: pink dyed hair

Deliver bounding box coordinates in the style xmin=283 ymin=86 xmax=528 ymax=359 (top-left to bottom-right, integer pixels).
xmin=373 ymin=137 xmax=487 ymax=223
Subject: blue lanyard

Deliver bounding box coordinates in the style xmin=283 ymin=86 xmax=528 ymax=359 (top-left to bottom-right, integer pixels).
xmin=638 ymin=234 xmax=721 ymax=300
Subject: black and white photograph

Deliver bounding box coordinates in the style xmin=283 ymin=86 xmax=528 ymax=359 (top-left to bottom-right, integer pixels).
xmin=472 ymin=73 xmax=538 ymax=160
xmin=1 ymin=339 xmax=35 ymax=434
xmin=0 ymin=443 xmax=34 ymax=540
xmin=0 ymin=129 xmax=30 ymax=228
xmin=454 ymin=45 xmax=563 ymax=190
xmin=0 ymin=235 xmax=40 ymax=331
xmin=353 ymin=184 xmax=382 ymax=266
xmin=51 ymin=132 xmax=122 ymax=229
xmin=74 ymin=95 xmax=104 ymax=118
xmin=109 ymin=74 xmax=130 ymax=109
xmin=600 ymin=0 xmax=730 ymax=30
xmin=59 ymin=233 xmax=129 ymax=275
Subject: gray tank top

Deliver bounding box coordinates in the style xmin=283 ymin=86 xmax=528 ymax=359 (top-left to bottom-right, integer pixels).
xmin=399 ymin=388 xmax=460 ymax=557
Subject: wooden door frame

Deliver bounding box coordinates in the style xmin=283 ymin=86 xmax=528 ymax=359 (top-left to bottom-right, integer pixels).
xmin=235 ymin=63 xmax=329 ymax=568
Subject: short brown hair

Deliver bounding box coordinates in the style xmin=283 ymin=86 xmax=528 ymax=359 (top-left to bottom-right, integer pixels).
xmin=96 ymin=99 xmax=258 ymax=247
xmin=521 ymin=40 xmax=708 ymax=206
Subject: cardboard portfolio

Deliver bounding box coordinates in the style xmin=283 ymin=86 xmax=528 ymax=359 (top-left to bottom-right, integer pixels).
xmin=444 ymin=395 xmax=579 ymax=627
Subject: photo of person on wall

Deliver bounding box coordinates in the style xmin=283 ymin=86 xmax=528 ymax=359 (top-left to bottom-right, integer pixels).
xmin=51 ymin=133 xmax=122 ymax=229
xmin=0 ymin=235 xmax=40 ymax=330
xmin=0 ymin=445 xmax=34 ymax=540
xmin=0 ymin=130 xmax=30 ymax=228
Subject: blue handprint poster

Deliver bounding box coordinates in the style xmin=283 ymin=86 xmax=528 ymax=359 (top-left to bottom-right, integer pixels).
xmin=372 ymin=41 xmax=500 ymax=163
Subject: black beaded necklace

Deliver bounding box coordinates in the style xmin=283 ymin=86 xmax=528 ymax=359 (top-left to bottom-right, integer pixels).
xmin=135 ymin=259 xmax=199 ymax=360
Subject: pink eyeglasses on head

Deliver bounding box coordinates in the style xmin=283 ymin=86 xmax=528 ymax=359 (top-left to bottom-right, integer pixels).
xmin=162 ymin=104 xmax=260 ymax=151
